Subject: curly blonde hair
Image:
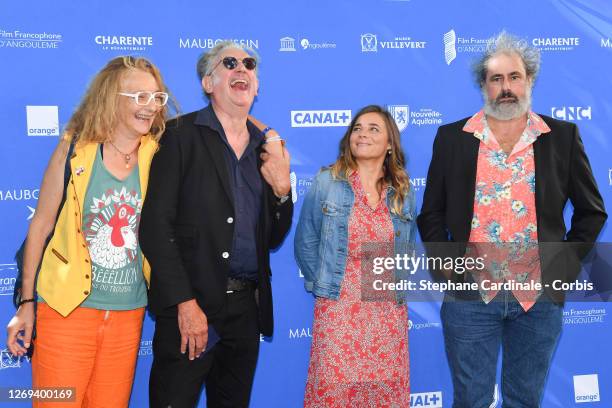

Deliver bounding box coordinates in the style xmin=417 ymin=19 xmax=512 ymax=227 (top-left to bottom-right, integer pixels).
xmin=64 ymin=56 xmax=174 ymax=144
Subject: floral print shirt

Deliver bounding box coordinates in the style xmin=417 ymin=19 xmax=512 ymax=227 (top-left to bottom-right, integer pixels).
xmin=464 ymin=110 xmax=551 ymax=310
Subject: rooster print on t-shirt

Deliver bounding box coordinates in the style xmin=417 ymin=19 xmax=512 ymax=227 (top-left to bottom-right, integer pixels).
xmin=82 ymin=186 xmax=142 ymax=295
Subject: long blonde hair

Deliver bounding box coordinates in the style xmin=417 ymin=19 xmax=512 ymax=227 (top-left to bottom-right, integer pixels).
xmin=330 ymin=105 xmax=410 ymax=215
xmin=64 ymin=56 xmax=174 ymax=144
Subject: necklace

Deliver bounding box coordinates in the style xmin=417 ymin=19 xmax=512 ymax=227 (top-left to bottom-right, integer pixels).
xmin=108 ymin=140 xmax=140 ymax=169
xmin=365 ymin=189 xmax=381 ymax=204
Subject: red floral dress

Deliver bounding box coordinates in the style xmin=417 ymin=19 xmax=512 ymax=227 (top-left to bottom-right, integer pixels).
xmin=304 ymin=172 xmax=410 ymax=407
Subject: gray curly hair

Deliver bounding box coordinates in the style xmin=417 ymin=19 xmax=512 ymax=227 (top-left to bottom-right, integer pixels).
xmin=195 ymin=41 xmax=260 ymax=99
xmin=473 ymin=31 xmax=541 ymax=88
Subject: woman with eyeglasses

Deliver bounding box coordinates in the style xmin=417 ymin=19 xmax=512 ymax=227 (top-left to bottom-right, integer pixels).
xmin=6 ymin=56 xmax=174 ymax=407
xmin=295 ymin=105 xmax=415 ymax=407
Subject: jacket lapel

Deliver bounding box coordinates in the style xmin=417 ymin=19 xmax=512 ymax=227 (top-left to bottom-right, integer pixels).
xmin=532 ymin=135 xmax=546 ymax=222
xmin=462 ymin=133 xmax=480 ymax=240
xmin=70 ymin=142 xmax=98 ymax=212
xmin=199 ymin=126 xmax=235 ymax=209
xmin=138 ymin=135 xmax=158 ymax=200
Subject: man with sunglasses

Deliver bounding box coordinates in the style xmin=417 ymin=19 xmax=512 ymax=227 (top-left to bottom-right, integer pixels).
xmin=140 ymin=41 xmax=293 ymax=407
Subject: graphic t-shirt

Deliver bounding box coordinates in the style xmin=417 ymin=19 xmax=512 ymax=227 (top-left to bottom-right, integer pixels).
xmin=80 ymin=146 xmax=147 ymax=310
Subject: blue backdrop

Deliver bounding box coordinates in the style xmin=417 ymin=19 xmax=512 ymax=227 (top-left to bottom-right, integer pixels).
xmin=1 ymin=0 xmax=611 ymax=406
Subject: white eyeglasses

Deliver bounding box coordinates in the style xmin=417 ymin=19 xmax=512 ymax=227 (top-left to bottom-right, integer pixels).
xmin=118 ymin=91 xmax=169 ymax=106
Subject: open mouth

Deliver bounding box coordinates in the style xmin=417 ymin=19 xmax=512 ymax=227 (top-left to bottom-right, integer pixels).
xmin=135 ymin=113 xmax=154 ymax=121
xmin=230 ymin=78 xmax=249 ymax=91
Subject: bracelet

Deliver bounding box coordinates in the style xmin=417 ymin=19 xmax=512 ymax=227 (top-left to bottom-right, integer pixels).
xmin=265 ymin=136 xmax=283 ymax=143
xmin=18 ymin=298 xmax=35 ymax=306
xmin=262 ymin=126 xmax=273 ymax=136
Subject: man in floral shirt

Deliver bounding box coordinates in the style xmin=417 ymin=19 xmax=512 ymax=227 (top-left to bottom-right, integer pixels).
xmin=418 ymin=31 xmax=606 ymax=407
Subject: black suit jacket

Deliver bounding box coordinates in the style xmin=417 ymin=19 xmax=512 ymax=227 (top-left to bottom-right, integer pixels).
xmin=417 ymin=114 xmax=607 ymax=302
xmin=140 ymin=109 xmax=293 ymax=336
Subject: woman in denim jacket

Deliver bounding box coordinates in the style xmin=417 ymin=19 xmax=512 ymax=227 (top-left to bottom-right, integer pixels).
xmin=295 ymin=105 xmax=415 ymax=407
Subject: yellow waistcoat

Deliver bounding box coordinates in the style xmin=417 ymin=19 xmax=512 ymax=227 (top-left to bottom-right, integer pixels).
xmin=36 ymin=135 xmax=158 ymax=317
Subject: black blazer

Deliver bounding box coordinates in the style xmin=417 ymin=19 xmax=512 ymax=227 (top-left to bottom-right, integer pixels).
xmin=140 ymin=110 xmax=293 ymax=336
xmin=417 ymin=114 xmax=607 ymax=302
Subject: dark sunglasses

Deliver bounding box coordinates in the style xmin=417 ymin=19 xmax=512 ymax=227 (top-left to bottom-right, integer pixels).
xmin=210 ymin=56 xmax=257 ymax=74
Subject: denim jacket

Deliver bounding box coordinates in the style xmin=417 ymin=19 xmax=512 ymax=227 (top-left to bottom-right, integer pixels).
xmin=294 ymin=169 xmax=416 ymax=304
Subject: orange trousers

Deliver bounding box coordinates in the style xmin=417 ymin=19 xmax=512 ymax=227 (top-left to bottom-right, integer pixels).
xmin=32 ymin=303 xmax=145 ymax=407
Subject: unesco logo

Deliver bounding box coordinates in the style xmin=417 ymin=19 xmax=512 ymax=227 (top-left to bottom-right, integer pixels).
xmin=280 ymin=37 xmax=336 ymax=51
xmin=280 ymin=37 xmax=296 ymax=52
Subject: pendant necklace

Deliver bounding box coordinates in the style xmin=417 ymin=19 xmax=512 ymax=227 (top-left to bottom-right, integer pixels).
xmin=108 ymin=140 xmax=140 ymax=169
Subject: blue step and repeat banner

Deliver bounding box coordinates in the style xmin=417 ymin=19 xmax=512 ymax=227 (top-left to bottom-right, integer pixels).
xmin=1 ymin=0 xmax=611 ymax=406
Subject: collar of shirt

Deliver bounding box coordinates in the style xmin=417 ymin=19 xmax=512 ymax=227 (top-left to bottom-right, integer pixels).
xmin=194 ymin=104 xmax=264 ymax=157
xmin=347 ymin=168 xmax=394 ymax=194
xmin=462 ymin=109 xmax=551 ymax=152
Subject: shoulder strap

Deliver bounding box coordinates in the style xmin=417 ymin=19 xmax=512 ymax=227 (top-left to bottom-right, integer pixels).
xmin=55 ymin=141 xmax=75 ymax=221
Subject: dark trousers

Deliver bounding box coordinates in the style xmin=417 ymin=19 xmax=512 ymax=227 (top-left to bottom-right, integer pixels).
xmin=149 ymin=289 xmax=260 ymax=408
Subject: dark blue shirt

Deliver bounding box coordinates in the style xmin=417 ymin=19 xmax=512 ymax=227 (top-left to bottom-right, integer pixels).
xmin=195 ymin=105 xmax=263 ymax=280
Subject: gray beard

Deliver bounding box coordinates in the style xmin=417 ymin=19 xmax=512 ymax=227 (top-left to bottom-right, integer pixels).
xmin=483 ymin=88 xmax=532 ymax=120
